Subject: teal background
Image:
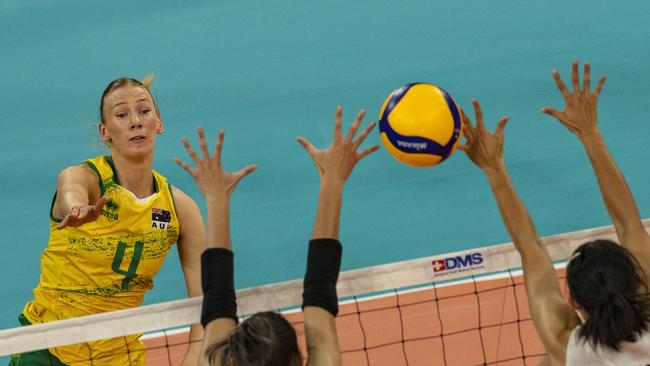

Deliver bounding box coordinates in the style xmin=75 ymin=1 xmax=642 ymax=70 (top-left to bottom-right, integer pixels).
xmin=1 ymin=0 xmax=649 ymax=339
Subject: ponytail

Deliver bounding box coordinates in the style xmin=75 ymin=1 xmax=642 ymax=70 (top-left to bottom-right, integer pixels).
xmin=568 ymin=240 xmax=650 ymax=351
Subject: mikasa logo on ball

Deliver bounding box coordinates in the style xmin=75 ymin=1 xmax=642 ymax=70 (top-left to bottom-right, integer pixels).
xmin=396 ymin=140 xmax=428 ymax=151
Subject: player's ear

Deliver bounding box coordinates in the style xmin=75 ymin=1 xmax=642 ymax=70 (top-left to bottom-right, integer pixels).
xmin=98 ymin=122 xmax=111 ymax=142
xmin=156 ymin=117 xmax=164 ymax=134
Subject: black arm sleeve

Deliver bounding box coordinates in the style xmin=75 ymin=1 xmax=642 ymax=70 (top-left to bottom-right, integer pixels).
xmin=302 ymin=238 xmax=343 ymax=316
xmin=200 ymin=248 xmax=238 ymax=327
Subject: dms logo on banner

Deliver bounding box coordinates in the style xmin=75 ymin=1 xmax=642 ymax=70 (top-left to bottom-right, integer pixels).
xmin=431 ymin=253 xmax=485 ymax=276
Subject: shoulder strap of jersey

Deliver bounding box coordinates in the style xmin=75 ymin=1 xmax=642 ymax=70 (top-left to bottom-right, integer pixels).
xmin=83 ymin=156 xmax=114 ymax=196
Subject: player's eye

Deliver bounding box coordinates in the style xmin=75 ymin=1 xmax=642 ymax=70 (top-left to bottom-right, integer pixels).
xmin=115 ymin=112 xmax=127 ymax=118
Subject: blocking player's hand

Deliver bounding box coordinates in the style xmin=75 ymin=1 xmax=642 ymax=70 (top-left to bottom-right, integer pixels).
xmin=541 ymin=60 xmax=606 ymax=139
xmin=296 ymin=106 xmax=379 ymax=187
xmin=175 ymin=127 xmax=256 ymax=200
xmin=57 ymin=196 xmax=107 ymax=229
xmin=459 ymin=99 xmax=509 ymax=172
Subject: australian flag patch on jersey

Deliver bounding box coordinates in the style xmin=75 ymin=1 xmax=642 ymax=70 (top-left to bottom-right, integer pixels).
xmin=152 ymin=208 xmax=171 ymax=229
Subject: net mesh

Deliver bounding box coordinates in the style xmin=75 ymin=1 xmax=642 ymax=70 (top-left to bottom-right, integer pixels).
xmin=1 ymin=222 xmax=635 ymax=365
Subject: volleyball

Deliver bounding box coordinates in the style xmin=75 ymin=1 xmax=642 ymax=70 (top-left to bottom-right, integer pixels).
xmin=378 ymin=83 xmax=462 ymax=167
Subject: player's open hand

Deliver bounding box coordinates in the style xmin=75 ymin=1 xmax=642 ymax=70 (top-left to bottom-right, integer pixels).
xmin=297 ymin=106 xmax=379 ymax=187
xmin=57 ymin=196 xmax=107 ymax=230
xmin=459 ymin=99 xmax=509 ymax=172
xmin=541 ymin=60 xmax=606 ymax=139
xmin=175 ymin=127 xmax=256 ymax=200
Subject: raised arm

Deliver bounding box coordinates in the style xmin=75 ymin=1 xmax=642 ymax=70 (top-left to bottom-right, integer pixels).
xmin=296 ymin=106 xmax=379 ymax=366
xmin=541 ymin=60 xmax=650 ymax=267
xmin=53 ymin=164 xmax=106 ymax=229
xmin=175 ymin=128 xmax=256 ymax=365
xmin=460 ymin=100 xmax=579 ymax=365
xmin=171 ymin=186 xmax=207 ymax=366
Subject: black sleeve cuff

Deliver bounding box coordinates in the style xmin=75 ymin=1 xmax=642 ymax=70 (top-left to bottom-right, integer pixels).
xmin=302 ymin=239 xmax=342 ymax=316
xmin=200 ymin=248 xmax=238 ymax=327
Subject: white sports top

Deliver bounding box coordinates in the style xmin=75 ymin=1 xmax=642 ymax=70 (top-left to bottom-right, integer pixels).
xmin=566 ymin=325 xmax=650 ymax=365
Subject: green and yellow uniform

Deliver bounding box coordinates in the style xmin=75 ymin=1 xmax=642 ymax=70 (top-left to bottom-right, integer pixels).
xmin=19 ymin=156 xmax=180 ymax=366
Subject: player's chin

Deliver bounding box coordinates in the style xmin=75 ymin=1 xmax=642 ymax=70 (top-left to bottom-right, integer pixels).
xmin=118 ymin=143 xmax=156 ymax=159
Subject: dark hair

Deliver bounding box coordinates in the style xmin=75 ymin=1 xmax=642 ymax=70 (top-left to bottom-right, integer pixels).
xmin=99 ymin=76 xmax=157 ymax=123
xmin=205 ymin=311 xmax=302 ymax=366
xmin=567 ymin=239 xmax=650 ymax=351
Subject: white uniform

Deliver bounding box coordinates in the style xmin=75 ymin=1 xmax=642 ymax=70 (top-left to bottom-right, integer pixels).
xmin=566 ymin=325 xmax=650 ymax=365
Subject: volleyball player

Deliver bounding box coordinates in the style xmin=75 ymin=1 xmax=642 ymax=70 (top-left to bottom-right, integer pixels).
xmin=11 ymin=77 xmax=205 ymax=365
xmin=541 ymin=60 xmax=650 ymax=364
xmin=460 ymin=61 xmax=649 ymax=365
xmin=175 ymin=107 xmax=378 ymax=365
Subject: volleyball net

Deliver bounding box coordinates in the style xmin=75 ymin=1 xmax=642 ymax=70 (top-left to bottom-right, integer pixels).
xmin=1 ymin=222 xmax=641 ymax=366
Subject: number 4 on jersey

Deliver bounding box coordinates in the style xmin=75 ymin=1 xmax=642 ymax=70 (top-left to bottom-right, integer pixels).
xmin=111 ymin=241 xmax=144 ymax=290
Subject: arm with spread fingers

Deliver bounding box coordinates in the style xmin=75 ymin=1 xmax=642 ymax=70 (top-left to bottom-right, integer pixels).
xmin=175 ymin=128 xmax=256 ymax=365
xmin=542 ymin=60 xmax=650 ymax=265
xmin=297 ymin=106 xmax=379 ymax=366
xmin=460 ymin=101 xmax=579 ymax=365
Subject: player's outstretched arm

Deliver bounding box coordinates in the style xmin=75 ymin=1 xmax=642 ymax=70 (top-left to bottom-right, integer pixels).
xmin=54 ymin=164 xmax=106 ymax=229
xmin=175 ymin=127 xmax=256 ymax=365
xmin=541 ymin=60 xmax=650 ymax=266
xmin=297 ymin=106 xmax=379 ymax=366
xmin=460 ymin=100 xmax=579 ymax=365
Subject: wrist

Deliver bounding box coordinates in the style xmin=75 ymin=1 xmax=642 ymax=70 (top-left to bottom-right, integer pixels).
xmin=577 ymin=129 xmax=603 ymax=144
xmin=319 ymin=180 xmax=345 ymax=194
xmin=205 ymin=193 xmax=230 ymax=205
xmin=481 ymin=160 xmax=507 ymax=177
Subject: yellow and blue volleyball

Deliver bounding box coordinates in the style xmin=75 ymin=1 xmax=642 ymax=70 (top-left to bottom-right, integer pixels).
xmin=379 ymin=83 xmax=462 ymax=167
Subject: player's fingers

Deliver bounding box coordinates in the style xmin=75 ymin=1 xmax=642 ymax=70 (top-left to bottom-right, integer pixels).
xmin=583 ymin=62 xmax=591 ymax=93
xmin=174 ymin=157 xmax=195 ymax=177
xmin=594 ymin=75 xmax=606 ymax=99
xmin=541 ymin=107 xmax=563 ymax=121
xmin=353 ymin=121 xmax=376 ymax=149
xmin=76 ymin=206 xmax=92 ymax=221
xmin=571 ymin=60 xmax=580 ymax=93
xmin=457 ymin=144 xmax=468 ymax=151
xmin=462 ymin=125 xmax=474 ymax=145
xmin=345 ymin=109 xmax=366 ymax=143
xmin=182 ymin=137 xmax=202 ymax=166
xmin=233 ymin=165 xmax=257 ymax=185
xmin=552 ymin=69 xmax=570 ymax=98
xmin=93 ymin=196 xmax=107 ymax=213
xmin=356 ymin=145 xmax=380 ymax=160
xmin=214 ymin=130 xmax=225 ymax=167
xmin=460 ymin=109 xmax=474 ymax=130
xmin=333 ymin=106 xmax=343 ymax=142
xmin=57 ymin=215 xmax=72 ymax=229
xmin=296 ymin=136 xmax=318 ymax=158
xmin=472 ymin=99 xmax=487 ymax=133
xmin=495 ymin=116 xmax=510 ymax=137
xmin=197 ymin=127 xmax=210 ymax=162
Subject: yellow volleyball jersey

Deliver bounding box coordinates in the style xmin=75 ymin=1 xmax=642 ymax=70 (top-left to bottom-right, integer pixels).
xmin=22 ymin=156 xmax=181 ymax=365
